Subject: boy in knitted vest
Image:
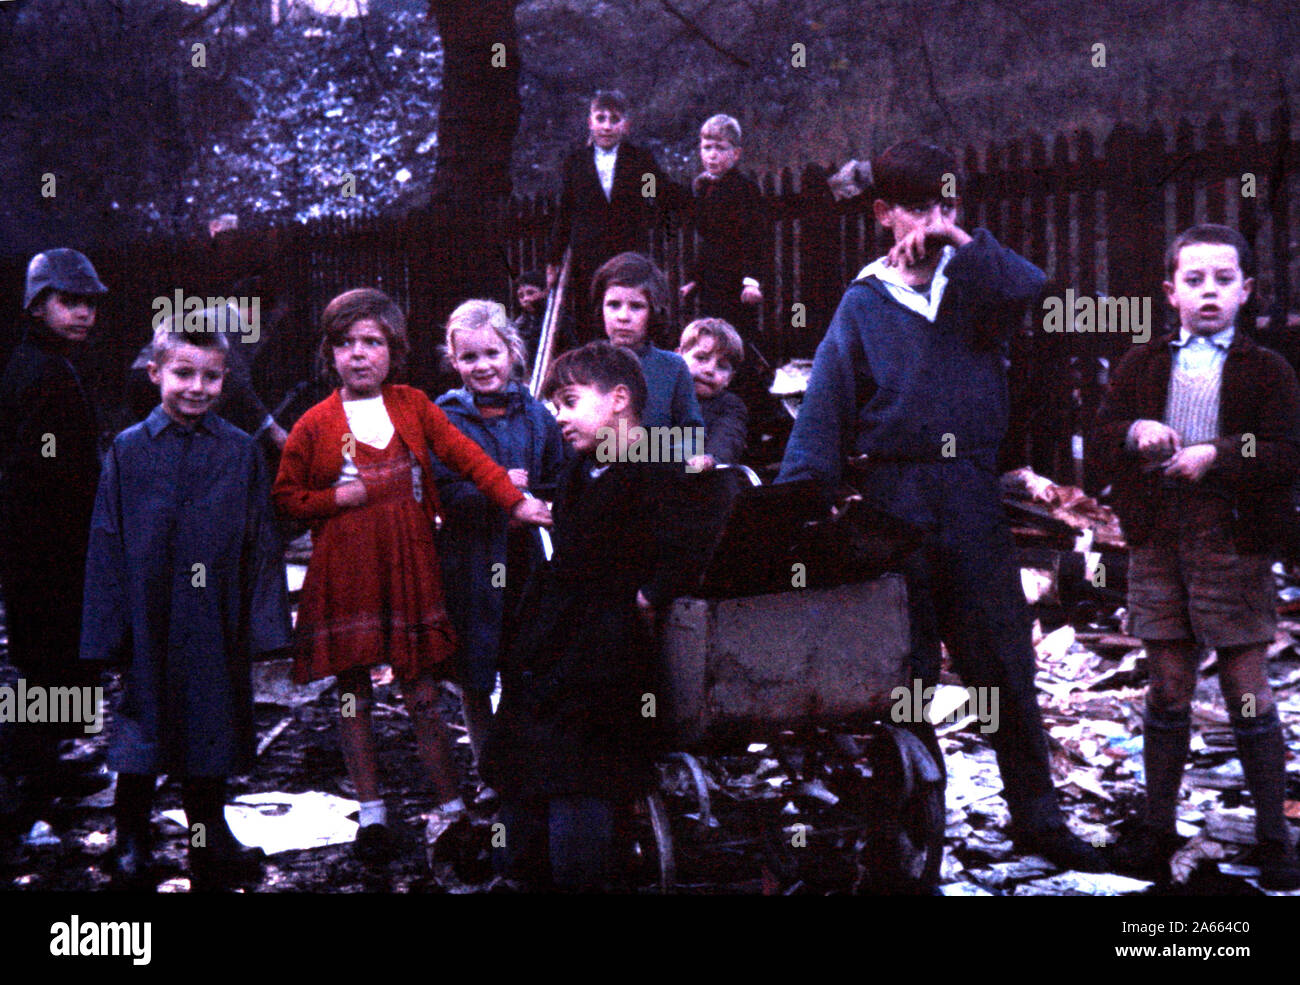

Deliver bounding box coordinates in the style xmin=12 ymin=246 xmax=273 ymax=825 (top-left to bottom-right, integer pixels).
xmin=1094 ymin=224 xmax=1300 ymax=889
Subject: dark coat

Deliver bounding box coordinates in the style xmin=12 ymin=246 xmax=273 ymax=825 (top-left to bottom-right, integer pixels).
xmin=482 ymin=456 xmax=712 ymax=802
xmin=689 ymin=169 xmax=767 ymax=321
xmin=700 ymin=389 xmax=748 ymax=464
xmin=1091 ymin=330 xmax=1300 ymax=553
xmin=81 ymin=407 xmax=292 ymax=776
xmin=0 ymin=326 xmax=100 ymax=677
xmin=433 ymin=383 xmax=569 ymax=693
xmin=547 ymin=141 xmax=678 ymax=272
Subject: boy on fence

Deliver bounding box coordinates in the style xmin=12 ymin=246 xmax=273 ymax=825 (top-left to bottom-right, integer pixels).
xmin=547 ymin=90 xmax=679 ymax=343
xmin=482 ymin=341 xmax=712 ymax=890
xmin=1093 ymin=224 xmax=1300 ymax=888
xmin=777 ymin=139 xmax=1104 ymax=871
xmin=82 ymin=315 xmax=292 ymax=891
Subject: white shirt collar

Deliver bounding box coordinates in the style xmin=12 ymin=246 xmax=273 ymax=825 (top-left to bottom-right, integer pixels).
xmin=854 ymin=245 xmax=957 ymax=323
xmin=1172 ymin=324 xmax=1234 ymax=349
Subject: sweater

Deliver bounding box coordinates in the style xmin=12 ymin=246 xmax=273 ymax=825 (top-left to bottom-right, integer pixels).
xmin=1092 ymin=331 xmax=1300 ymax=553
xmin=633 ymin=344 xmax=705 ymax=432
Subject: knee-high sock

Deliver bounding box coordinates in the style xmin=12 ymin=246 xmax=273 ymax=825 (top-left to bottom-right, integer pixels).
xmin=1143 ymin=703 xmax=1191 ymax=832
xmin=1231 ymin=706 xmax=1291 ymax=846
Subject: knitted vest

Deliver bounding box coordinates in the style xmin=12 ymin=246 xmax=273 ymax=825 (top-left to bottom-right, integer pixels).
xmin=1163 ymin=361 xmax=1222 ymax=445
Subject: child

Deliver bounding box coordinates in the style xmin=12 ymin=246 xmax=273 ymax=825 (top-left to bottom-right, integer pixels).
xmin=777 ymin=139 xmax=1103 ymax=872
xmin=81 ymin=314 xmax=292 ymax=892
xmin=481 ymin=341 xmax=711 ymax=890
xmin=677 ymin=317 xmax=748 ymax=467
xmin=433 ymin=299 xmax=568 ymax=781
xmin=592 ymin=252 xmax=706 ymax=469
xmin=273 ymin=289 xmax=550 ymax=863
xmin=547 ymin=90 xmax=679 ymax=343
xmin=1094 ymin=224 xmax=1300 ymax=888
xmin=679 ymin=115 xmax=766 ymax=339
xmin=0 ymin=249 xmax=112 ymax=813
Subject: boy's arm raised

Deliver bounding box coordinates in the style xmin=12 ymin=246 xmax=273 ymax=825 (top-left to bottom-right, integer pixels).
xmin=943 ymin=228 xmax=1047 ymax=307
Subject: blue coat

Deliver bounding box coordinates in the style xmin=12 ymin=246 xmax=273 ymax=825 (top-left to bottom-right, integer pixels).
xmin=433 ymin=383 xmax=568 ymax=693
xmin=634 ymin=345 xmax=705 ymax=433
xmin=81 ymin=407 xmax=292 ymax=777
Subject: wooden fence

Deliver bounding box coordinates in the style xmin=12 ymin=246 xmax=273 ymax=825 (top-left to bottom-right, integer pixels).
xmin=3 ymin=108 xmax=1298 ymax=483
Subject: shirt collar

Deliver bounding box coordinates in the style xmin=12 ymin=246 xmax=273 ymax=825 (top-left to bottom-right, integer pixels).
xmin=1171 ymin=324 xmax=1235 ymax=350
xmin=855 ymin=245 xmax=957 ymax=323
xmin=145 ymin=404 xmax=217 ymax=437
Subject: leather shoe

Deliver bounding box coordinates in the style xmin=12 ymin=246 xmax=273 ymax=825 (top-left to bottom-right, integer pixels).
xmin=1013 ymin=824 xmax=1108 ymax=872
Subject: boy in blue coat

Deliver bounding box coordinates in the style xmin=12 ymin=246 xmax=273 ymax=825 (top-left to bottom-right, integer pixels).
xmin=82 ymin=314 xmax=292 ymax=891
xmin=778 ymin=139 xmax=1102 ymax=871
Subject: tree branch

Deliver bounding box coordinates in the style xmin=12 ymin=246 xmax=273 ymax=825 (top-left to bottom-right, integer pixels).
xmin=656 ymin=0 xmax=750 ymax=68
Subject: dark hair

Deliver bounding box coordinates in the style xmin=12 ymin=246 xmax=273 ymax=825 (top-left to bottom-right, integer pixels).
xmin=151 ymin=308 xmax=232 ymax=365
xmin=319 ymin=288 xmax=409 ymax=381
xmin=590 ymin=252 xmax=669 ymax=340
xmin=517 ymin=269 xmax=546 ymax=291
xmin=1164 ymin=224 xmax=1254 ymax=279
xmin=542 ymin=340 xmax=647 ymax=418
xmin=872 ymin=139 xmax=961 ymax=206
xmin=590 ymin=89 xmax=629 ymax=115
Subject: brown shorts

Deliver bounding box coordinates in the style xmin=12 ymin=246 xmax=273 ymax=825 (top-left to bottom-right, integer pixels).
xmin=1128 ymin=517 xmax=1277 ymax=647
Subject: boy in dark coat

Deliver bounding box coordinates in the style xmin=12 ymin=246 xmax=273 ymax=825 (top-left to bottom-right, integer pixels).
xmin=679 ymin=115 xmax=766 ymax=339
xmin=82 ymin=314 xmax=292 ymax=891
xmin=0 ymin=249 xmax=112 ymax=814
xmin=482 ymin=342 xmax=711 ymax=890
xmin=546 ymin=90 xmax=680 ymax=343
xmin=777 ymin=139 xmax=1103 ymax=872
xmin=677 ymin=317 xmax=748 ymax=466
xmin=1093 ymin=225 xmax=1300 ymax=888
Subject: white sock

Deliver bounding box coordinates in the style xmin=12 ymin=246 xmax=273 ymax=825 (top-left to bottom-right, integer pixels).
xmin=438 ymin=796 xmax=465 ymax=815
xmin=359 ymin=799 xmax=387 ymax=828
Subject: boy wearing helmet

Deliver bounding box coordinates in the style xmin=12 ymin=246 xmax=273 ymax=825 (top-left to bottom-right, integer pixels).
xmin=0 ymin=249 xmax=111 ymax=829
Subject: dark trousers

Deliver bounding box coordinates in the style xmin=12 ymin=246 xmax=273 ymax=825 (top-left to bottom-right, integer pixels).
xmin=887 ymin=462 xmax=1061 ymax=832
xmin=498 ymin=794 xmax=616 ymax=891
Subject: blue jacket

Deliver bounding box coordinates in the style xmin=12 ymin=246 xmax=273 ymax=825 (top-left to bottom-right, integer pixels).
xmin=634 ymin=344 xmax=705 ymax=432
xmin=433 ymin=383 xmax=569 ymax=692
xmin=81 ymin=407 xmax=292 ymax=776
xmin=778 ymin=229 xmax=1045 ymax=520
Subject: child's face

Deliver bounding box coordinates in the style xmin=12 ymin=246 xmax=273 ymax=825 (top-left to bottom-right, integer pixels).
xmin=333 ymin=318 xmax=391 ymax=399
xmin=148 ymin=343 xmax=227 ymax=425
xmin=517 ymin=283 xmax=546 ymax=312
xmin=553 ymin=382 xmax=627 ymax=454
xmin=34 ymin=290 xmax=97 ymax=343
xmin=681 ymin=336 xmax=734 ymax=400
xmin=451 ymin=324 xmax=512 ymax=396
xmin=603 ymin=285 xmax=651 ymax=349
xmin=1164 ymin=242 xmax=1253 ymax=337
xmin=588 ymin=106 xmax=629 ymax=150
xmin=875 ymin=199 xmax=958 ymax=247
xmin=699 ymin=136 xmax=741 ymax=177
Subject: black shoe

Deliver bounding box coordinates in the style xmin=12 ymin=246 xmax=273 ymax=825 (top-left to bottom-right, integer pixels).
xmin=190 ymin=834 xmax=265 ymax=893
xmin=1013 ymin=824 xmax=1108 ymax=872
xmin=1243 ymin=841 xmax=1300 ymax=891
xmin=354 ymin=823 xmax=404 ymax=865
xmin=1110 ymin=821 xmax=1183 ymax=882
xmin=109 ymin=829 xmax=155 ymax=891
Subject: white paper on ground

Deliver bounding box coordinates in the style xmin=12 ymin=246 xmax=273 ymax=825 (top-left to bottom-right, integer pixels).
xmin=161 ymin=790 xmax=360 ymax=855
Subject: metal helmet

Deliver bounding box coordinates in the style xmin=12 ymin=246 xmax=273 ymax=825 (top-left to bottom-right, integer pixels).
xmin=23 ymin=248 xmax=108 ymax=310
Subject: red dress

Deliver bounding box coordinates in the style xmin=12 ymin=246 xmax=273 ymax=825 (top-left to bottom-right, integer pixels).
xmin=292 ymin=433 xmax=456 ymax=684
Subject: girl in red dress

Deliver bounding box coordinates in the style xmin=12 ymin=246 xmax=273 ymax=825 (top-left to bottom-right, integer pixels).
xmin=274 ymin=288 xmax=551 ymax=862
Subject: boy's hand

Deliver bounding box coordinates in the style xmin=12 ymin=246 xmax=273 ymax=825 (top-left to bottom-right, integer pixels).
xmin=334 ymin=480 xmax=368 ymax=508
xmin=1163 ymin=443 xmax=1217 ymax=482
xmin=885 ymin=211 xmax=971 ymax=268
xmin=740 ymin=284 xmax=763 ymax=305
xmin=511 ymin=497 xmax=552 ymax=526
xmin=507 ymin=468 xmax=530 ymax=489
xmin=685 ymin=454 xmax=716 ymax=473
xmin=679 ymin=281 xmax=696 ymax=299
xmin=1128 ymin=419 xmax=1182 ymax=461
